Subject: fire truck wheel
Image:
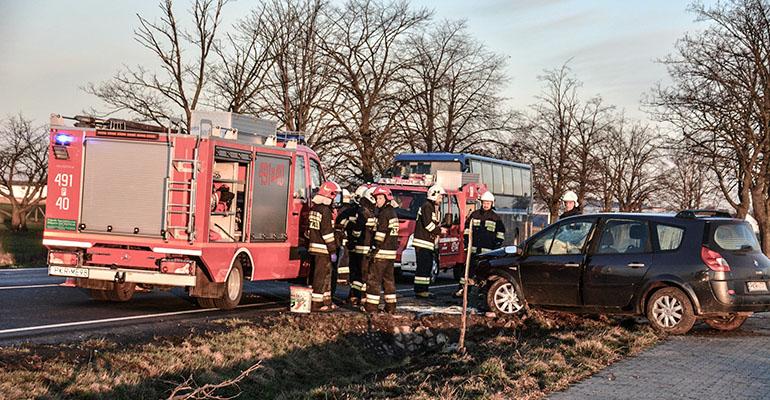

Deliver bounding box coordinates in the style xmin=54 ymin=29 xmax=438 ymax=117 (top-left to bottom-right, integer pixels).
xmin=214 ymin=261 xmax=243 ymax=310
xmin=108 ymin=282 xmax=136 ymax=302
xmin=196 ymin=297 xmax=216 ymax=308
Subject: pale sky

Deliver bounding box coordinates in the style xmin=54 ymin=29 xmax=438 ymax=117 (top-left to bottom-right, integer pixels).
xmin=0 ymin=0 xmax=706 ymax=125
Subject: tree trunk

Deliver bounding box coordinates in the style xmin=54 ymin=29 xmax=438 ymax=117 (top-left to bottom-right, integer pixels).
xmin=11 ymin=208 xmax=27 ymax=231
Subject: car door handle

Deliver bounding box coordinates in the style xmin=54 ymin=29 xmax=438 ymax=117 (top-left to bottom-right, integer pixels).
xmin=564 ymin=263 xmax=580 ymax=268
xmin=628 ymin=263 xmax=645 ymax=268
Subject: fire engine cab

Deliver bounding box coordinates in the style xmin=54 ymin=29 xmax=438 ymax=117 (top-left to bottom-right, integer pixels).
xmin=375 ymin=172 xmax=486 ymax=282
xmin=44 ymin=111 xmax=324 ymax=309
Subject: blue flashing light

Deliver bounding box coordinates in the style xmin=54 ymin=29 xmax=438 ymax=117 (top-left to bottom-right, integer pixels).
xmin=54 ymin=134 xmax=74 ymax=145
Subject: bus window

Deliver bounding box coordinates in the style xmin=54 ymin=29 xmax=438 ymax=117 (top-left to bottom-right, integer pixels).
xmin=512 ymin=168 xmax=523 ymax=196
xmin=482 ymin=162 xmax=494 ymax=191
xmin=502 ymin=166 xmax=514 ymax=195
xmin=493 ymin=164 xmax=504 ymax=193
xmin=469 ymin=160 xmax=482 ymax=176
xmin=521 ymin=169 xmax=532 ymax=196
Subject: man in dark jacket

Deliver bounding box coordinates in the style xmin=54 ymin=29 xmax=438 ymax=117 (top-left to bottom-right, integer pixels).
xmin=413 ymin=184 xmax=446 ymax=298
xmin=558 ymin=190 xmax=582 ymax=220
xmin=347 ymin=185 xmax=375 ymax=306
xmin=364 ymin=186 xmax=399 ymax=314
xmin=457 ymin=190 xmax=505 ymax=297
xmin=308 ymin=181 xmax=341 ymax=312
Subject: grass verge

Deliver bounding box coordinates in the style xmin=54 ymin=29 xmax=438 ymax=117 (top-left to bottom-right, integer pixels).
xmin=0 ymin=220 xmax=46 ymax=268
xmin=0 ymin=311 xmax=659 ymax=399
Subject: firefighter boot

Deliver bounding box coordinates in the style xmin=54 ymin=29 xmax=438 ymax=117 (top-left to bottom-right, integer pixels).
xmin=384 ymin=294 xmax=397 ymax=314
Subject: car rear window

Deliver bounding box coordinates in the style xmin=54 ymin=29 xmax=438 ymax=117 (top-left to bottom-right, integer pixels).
xmin=712 ymin=223 xmax=759 ymax=251
xmin=656 ymin=224 xmax=684 ymax=251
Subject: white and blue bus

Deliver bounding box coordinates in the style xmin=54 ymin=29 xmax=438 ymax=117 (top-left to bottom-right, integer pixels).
xmin=391 ymin=152 xmax=533 ymax=243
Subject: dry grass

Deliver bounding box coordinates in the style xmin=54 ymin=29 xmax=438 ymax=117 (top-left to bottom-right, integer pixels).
xmin=0 ymin=311 xmax=659 ymax=400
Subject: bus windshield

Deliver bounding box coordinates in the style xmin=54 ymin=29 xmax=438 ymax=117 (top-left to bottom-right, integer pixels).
xmin=391 ymin=190 xmax=427 ymax=220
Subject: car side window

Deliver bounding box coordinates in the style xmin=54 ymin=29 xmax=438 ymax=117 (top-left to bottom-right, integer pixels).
xmin=597 ymin=219 xmax=649 ymax=254
xmin=549 ymin=221 xmax=594 ymax=255
xmin=527 ymin=227 xmax=557 ymax=256
xmin=656 ymin=224 xmax=685 ymax=251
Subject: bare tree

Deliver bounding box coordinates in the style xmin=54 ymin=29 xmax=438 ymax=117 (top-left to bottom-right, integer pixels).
xmin=519 ymin=64 xmax=581 ymax=222
xmin=607 ymin=121 xmax=662 ymax=212
xmin=0 ymin=114 xmax=48 ymax=230
xmin=649 ymin=0 xmax=770 ymax=251
xmin=399 ymin=20 xmax=511 ymax=154
xmin=570 ymin=96 xmax=613 ymax=207
xmin=318 ymin=0 xmax=431 ymax=182
xmin=87 ymin=0 xmax=227 ymax=129
xmin=658 ymin=147 xmax=718 ymax=210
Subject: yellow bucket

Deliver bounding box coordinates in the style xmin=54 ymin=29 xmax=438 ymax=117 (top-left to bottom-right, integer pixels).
xmin=289 ymin=286 xmax=313 ymax=313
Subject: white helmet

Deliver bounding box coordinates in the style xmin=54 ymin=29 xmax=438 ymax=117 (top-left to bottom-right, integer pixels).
xmin=341 ymin=189 xmax=352 ymax=204
xmin=426 ymin=184 xmax=446 ymax=202
xmin=562 ymin=190 xmax=578 ymax=204
xmin=480 ymin=191 xmax=495 ymax=202
xmin=354 ymin=184 xmax=368 ymax=201
xmin=363 ymin=187 xmax=376 ymax=204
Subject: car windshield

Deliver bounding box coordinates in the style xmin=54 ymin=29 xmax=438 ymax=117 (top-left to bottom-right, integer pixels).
xmin=391 ymin=190 xmax=427 ymax=220
xmin=712 ymin=222 xmax=760 ymax=251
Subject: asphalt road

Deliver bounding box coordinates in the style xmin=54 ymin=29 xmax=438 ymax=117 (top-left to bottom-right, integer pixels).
xmin=0 ymin=267 xmax=460 ymax=346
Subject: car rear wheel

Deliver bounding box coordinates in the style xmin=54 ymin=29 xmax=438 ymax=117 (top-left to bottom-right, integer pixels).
xmin=486 ymin=278 xmax=525 ymax=317
xmin=646 ymin=287 xmax=696 ymax=335
xmin=214 ymin=261 xmax=243 ymax=310
xmin=705 ymin=314 xmax=748 ymax=331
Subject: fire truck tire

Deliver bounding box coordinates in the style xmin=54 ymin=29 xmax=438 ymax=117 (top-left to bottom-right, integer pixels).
xmin=108 ymin=282 xmax=136 ymax=302
xmin=196 ymin=297 xmax=217 ymax=308
xmin=214 ymin=261 xmax=243 ymax=310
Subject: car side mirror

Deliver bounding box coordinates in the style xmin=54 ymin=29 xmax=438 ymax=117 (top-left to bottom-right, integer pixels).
xmin=504 ymin=245 xmax=521 ymax=255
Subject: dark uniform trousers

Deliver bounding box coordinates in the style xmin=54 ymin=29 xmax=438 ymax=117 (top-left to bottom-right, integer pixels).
xmin=312 ymin=255 xmax=333 ymax=309
xmin=365 ymin=257 xmax=396 ymax=313
xmin=414 ymin=247 xmax=434 ymax=293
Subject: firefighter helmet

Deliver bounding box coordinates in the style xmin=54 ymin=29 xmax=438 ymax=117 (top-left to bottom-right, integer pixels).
xmin=562 ymin=190 xmax=578 ymax=204
xmin=363 ymin=186 xmax=376 ymax=203
xmin=341 ymin=189 xmax=352 ymax=204
xmin=371 ymin=186 xmax=394 ymax=201
xmin=354 ymin=184 xmax=369 ymax=201
xmin=480 ymin=191 xmax=495 ymax=203
xmin=318 ymin=181 xmax=341 ymax=200
xmin=426 ymin=184 xmax=446 ymax=202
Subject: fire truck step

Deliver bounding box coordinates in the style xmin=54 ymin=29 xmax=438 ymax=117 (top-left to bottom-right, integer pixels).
xmin=173 ymin=159 xmax=196 ymax=163
xmin=166 ymin=225 xmax=189 ymax=230
xmin=167 ymin=203 xmax=192 ymax=207
xmin=167 ymin=210 xmax=189 ymax=214
xmin=168 ymin=180 xmax=193 ymax=185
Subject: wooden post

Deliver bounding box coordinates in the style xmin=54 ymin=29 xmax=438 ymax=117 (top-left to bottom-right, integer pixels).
xmin=458 ymin=227 xmax=473 ymax=352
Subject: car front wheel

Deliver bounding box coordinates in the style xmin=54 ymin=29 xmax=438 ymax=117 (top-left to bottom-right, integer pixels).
xmin=646 ymin=287 xmax=696 ymax=335
xmin=486 ymin=278 xmax=525 ymax=317
xmin=705 ymin=314 xmax=748 ymax=331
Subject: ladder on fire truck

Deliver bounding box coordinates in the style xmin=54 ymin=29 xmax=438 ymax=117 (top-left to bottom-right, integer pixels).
xmin=163 ymin=138 xmax=199 ymax=243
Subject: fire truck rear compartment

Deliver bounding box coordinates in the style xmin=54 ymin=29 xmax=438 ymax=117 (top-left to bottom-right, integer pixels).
xmin=80 ymin=138 xmax=168 ymax=236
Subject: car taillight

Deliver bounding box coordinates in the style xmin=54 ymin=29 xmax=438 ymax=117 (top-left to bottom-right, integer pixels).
xmin=701 ymin=246 xmax=730 ymax=272
xmin=160 ymin=259 xmax=195 ymax=275
xmin=48 ymin=251 xmax=79 ymax=266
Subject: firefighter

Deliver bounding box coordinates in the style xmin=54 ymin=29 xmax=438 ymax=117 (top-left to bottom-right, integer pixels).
xmin=350 ymin=186 xmax=377 ymax=306
xmin=308 ymin=181 xmax=341 ymax=312
xmin=333 ymin=188 xmax=356 ymax=288
xmin=559 ymin=190 xmax=582 ymax=220
xmin=413 ymin=184 xmax=446 ymax=298
xmin=365 ymin=186 xmax=399 ymax=314
xmin=346 ymin=185 xmax=369 ymax=305
xmin=456 ymin=190 xmax=505 ymax=297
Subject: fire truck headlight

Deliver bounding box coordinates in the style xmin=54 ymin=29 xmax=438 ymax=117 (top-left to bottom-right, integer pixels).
xmin=54 ymin=134 xmax=74 ymax=146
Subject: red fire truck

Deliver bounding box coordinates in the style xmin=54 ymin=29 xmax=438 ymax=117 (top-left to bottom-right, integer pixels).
xmin=44 ymin=112 xmax=325 ymax=309
xmin=375 ymin=172 xmax=486 ymax=282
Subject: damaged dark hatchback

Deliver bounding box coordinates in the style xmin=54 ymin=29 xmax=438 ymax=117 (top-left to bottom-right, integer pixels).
xmin=474 ymin=210 xmax=770 ymax=334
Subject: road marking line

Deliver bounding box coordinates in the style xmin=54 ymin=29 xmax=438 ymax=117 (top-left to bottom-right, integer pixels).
xmin=0 ymin=301 xmax=283 ymax=335
xmin=0 ymin=284 xmax=61 ymax=290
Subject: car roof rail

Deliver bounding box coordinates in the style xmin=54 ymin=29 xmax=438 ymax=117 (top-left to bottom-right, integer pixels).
xmin=675 ymin=209 xmax=732 ymax=219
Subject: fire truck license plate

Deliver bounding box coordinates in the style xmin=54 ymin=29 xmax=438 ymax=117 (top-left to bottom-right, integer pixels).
xmin=747 ymin=281 xmax=768 ymax=292
xmin=49 ymin=266 xmax=89 ymax=278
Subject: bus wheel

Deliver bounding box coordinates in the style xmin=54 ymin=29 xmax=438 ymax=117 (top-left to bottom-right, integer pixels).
xmin=214 ymin=260 xmax=243 ymax=310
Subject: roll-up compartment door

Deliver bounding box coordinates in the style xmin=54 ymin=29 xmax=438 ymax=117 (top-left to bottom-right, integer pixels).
xmin=80 ymin=138 xmax=169 ymax=236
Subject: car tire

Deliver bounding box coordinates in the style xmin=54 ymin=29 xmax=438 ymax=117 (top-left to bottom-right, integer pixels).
xmin=704 ymin=314 xmax=748 ymax=331
xmin=486 ymin=277 xmax=525 ymax=317
xmin=646 ymin=287 xmax=696 ymax=335
xmin=213 ymin=261 xmax=243 ymax=310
